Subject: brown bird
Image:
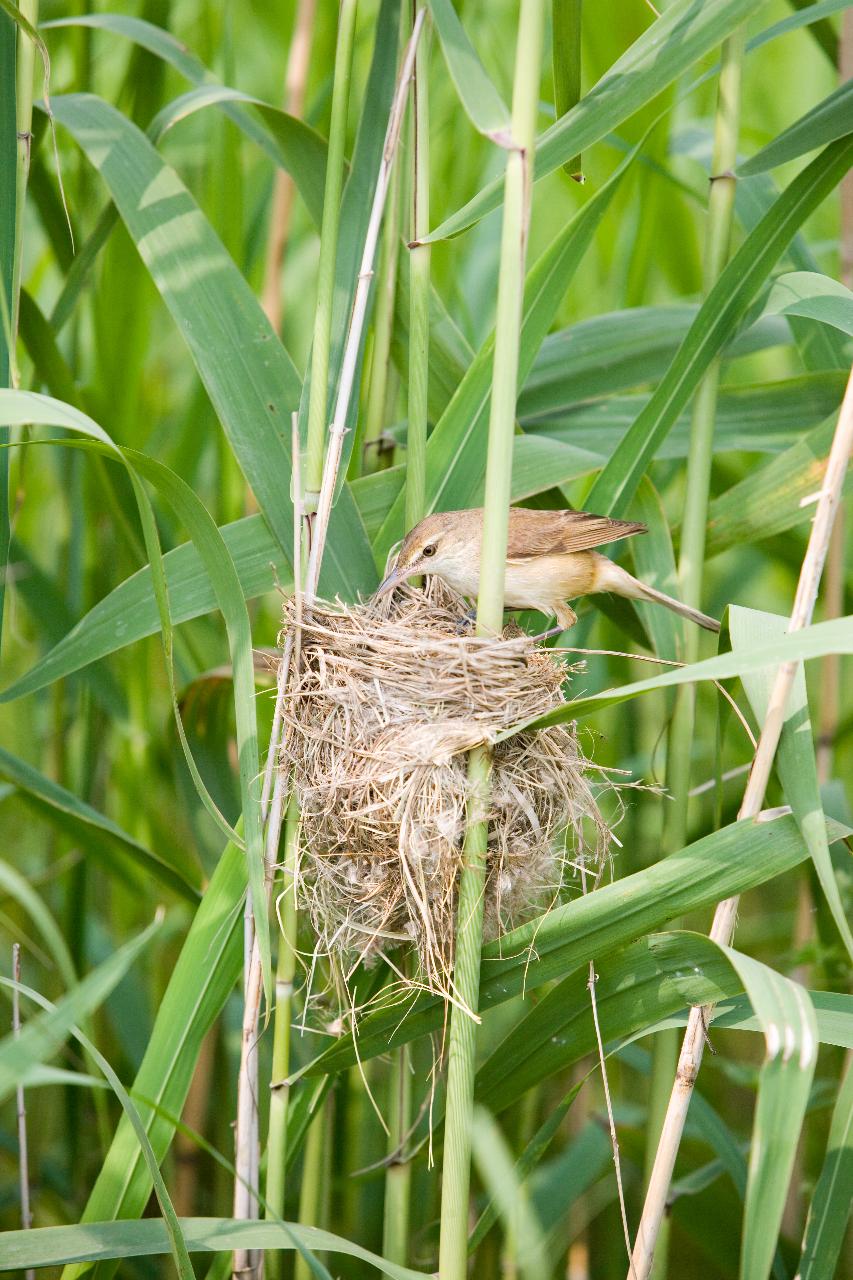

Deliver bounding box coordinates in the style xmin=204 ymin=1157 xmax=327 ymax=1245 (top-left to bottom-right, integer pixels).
xmin=375 ymin=507 xmax=720 ymax=632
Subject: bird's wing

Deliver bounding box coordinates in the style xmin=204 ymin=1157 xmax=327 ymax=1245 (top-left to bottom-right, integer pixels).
xmin=506 ymin=508 xmax=647 ymax=560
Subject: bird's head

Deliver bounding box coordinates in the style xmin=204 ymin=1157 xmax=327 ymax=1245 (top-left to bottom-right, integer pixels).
xmin=374 ymin=510 xmax=476 ymax=599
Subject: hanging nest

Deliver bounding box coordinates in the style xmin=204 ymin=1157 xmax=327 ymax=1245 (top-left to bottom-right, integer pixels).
xmin=278 ymin=578 xmax=615 ymax=1005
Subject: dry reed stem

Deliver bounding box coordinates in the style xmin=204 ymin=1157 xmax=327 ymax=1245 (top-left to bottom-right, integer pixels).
xmin=629 ymin=360 xmax=853 ymax=1280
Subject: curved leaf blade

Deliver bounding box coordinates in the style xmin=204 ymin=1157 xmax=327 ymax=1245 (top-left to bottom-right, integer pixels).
xmin=0 ymin=744 xmax=198 ymax=901
xmin=1 ymin=1217 xmax=426 ymax=1280
xmin=764 ymin=270 xmax=853 ymax=337
xmin=739 ymin=79 xmax=853 ymax=175
xmin=427 ymin=0 xmax=512 ymax=143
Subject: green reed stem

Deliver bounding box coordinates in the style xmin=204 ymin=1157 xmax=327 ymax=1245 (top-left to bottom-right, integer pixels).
xmin=382 ymin=1036 xmax=413 ymax=1265
xmin=264 ymin=793 xmax=299 ymax=1280
xmin=0 ymin=12 xmax=15 ymax=654
xmin=646 ymin=29 xmax=745 ymax=1280
xmin=304 ymin=0 xmax=358 ymax=507
xmin=12 ymin=0 xmax=37 ymax=345
xmin=438 ymin=5 xmax=544 ymax=1277
xmin=357 ymin=9 xmax=406 ymax=480
xmin=551 ymin=0 xmax=582 ymax=179
xmin=383 ymin=17 xmax=427 ymax=1254
xmin=294 ymin=1095 xmax=329 ymax=1280
xmin=404 ymin=17 xmax=430 ymax=532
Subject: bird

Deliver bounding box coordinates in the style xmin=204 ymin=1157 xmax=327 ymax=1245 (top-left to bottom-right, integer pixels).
xmin=374 ymin=506 xmax=720 ymax=633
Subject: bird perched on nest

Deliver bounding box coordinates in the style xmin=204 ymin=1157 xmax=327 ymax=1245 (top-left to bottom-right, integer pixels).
xmin=375 ymin=506 xmax=720 ymax=633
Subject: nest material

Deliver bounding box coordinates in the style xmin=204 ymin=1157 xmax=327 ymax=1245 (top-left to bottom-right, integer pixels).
xmin=279 ymin=580 xmax=612 ymax=1001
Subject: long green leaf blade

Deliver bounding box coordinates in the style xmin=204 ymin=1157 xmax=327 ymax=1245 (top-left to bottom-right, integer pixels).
xmin=587 ymin=136 xmax=853 ymax=516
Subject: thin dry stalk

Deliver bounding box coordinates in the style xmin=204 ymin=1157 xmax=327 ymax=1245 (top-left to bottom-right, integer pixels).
xmin=261 ymin=0 xmax=317 ymax=333
xmin=629 ymin=362 xmax=853 ymax=1280
xmin=12 ymin=946 xmax=35 ymax=1280
xmin=304 ymin=9 xmax=426 ymax=601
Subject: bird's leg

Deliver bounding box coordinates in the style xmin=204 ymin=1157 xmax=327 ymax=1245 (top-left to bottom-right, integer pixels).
xmin=554 ymin=602 xmax=578 ymax=630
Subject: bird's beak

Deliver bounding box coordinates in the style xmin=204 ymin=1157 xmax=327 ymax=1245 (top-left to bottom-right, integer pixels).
xmin=374 ymin=565 xmax=407 ymax=600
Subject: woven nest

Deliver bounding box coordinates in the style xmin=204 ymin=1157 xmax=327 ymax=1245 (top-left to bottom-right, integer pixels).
xmin=279 ymin=579 xmax=614 ymax=1004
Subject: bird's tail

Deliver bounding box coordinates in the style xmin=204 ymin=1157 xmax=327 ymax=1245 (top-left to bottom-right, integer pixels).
xmin=600 ymin=560 xmax=720 ymax=633
xmin=636 ymin=580 xmax=721 ymax=633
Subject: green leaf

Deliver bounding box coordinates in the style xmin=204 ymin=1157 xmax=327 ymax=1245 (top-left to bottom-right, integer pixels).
xmin=63 ymin=841 xmax=244 ymax=1275
xmin=517 ymin=308 xmax=790 ymax=422
xmin=0 ymin=858 xmax=77 ymax=988
xmin=652 ymin=936 xmax=819 ymax=1279
xmin=149 ymin=85 xmax=328 ymax=226
xmin=475 ymin=932 xmax=742 ymax=1112
xmin=521 ymin=615 xmax=853 ymax=727
xmin=468 ymin=1081 xmax=586 ymax=1253
xmin=2 ymin=1217 xmax=426 ymax=1280
xmin=529 ymin=374 xmax=844 ymax=459
xmin=5 ymin=962 xmax=196 ymax=1280
xmin=630 ymin=477 xmax=684 ymax=659
xmin=299 ymin=812 xmax=845 ymax=1076
xmin=797 ymin=1055 xmax=853 ymax=1280
xmin=730 ymin=606 xmax=853 ymax=962
xmin=691 ymin=944 xmax=816 ymax=1280
xmin=764 ymin=270 xmax=853 ymax=337
xmin=0 ymin=744 xmax=198 ymax=902
xmin=685 ymin=991 xmax=853 ymax=1050
xmin=48 ymin=92 xmax=374 ymax=599
xmin=470 ymin=1109 xmax=549 ymax=1280
xmin=300 ymin=0 xmax=403 ymax=488
xmin=44 ymin=12 xmax=328 ymax=225
xmin=426 ymin=0 xmax=768 ymax=242
xmin=587 ymin=136 xmax=853 ymax=517
xmin=704 ymin=413 xmax=852 ymax=559
xmin=0 ymin=917 xmax=161 ymax=1104
xmin=374 ymin=136 xmax=638 ymax=559
xmin=0 ymin=514 xmax=286 ymax=704
xmin=0 ymin=391 xmax=269 ymax=1002
xmin=739 ymin=79 xmax=853 ymax=175
xmin=427 ymin=0 xmax=512 ymax=143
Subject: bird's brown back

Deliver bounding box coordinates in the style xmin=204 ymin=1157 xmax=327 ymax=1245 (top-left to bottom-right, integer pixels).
xmin=503 ymin=507 xmax=646 ymax=560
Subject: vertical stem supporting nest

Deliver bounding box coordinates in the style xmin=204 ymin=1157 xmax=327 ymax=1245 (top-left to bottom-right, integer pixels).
xmin=438 ymin=3 xmax=545 ymax=1277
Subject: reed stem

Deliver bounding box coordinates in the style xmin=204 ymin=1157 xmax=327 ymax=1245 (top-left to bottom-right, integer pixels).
xmin=630 ymin=362 xmax=853 ymax=1279
xmin=404 ymin=11 xmax=430 ymax=532
xmin=0 ymin=12 xmax=15 ymax=655
xmin=264 ymin=793 xmax=300 ymax=1280
xmin=642 ymin=33 xmax=744 ymax=1276
xmin=381 ymin=17 xmax=427 ymax=1257
xmin=357 ymin=155 xmax=402 ymax=477
xmin=304 ymin=0 xmax=358 ymax=508
xmin=382 ymin=1037 xmax=413 ymax=1265
xmin=551 ymin=0 xmax=583 ymax=180
xmin=294 ymin=1096 xmax=329 ymax=1280
xmin=438 ymin=5 xmax=544 ymax=1276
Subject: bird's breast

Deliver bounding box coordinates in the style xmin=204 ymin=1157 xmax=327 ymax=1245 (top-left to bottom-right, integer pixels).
xmin=432 ymin=551 xmax=601 ymax=609
xmin=502 ymin=554 xmax=597 ymax=610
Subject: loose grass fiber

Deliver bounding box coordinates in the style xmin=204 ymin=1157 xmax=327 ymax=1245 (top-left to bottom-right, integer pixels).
xmin=279 ymin=580 xmax=613 ymax=1007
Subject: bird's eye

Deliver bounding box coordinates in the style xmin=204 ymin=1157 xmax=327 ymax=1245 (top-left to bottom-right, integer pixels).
xmin=422 ymin=543 xmax=437 ymax=558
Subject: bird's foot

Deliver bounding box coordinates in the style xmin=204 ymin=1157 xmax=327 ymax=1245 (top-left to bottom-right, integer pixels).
xmin=455 ymin=608 xmax=477 ymax=635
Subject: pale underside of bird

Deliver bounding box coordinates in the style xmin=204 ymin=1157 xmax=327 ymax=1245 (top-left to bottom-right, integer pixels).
xmin=375 ymin=506 xmax=721 ymax=633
